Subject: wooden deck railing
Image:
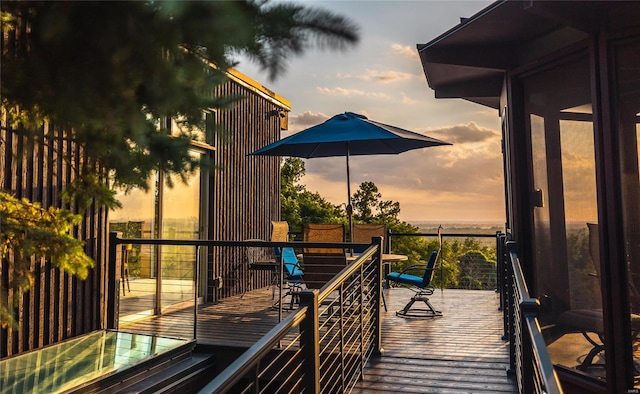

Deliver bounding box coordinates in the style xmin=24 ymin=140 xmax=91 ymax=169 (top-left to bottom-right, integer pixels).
xmin=198 ymin=239 xmax=384 ymax=393
xmin=497 ymin=232 xmax=563 ymax=394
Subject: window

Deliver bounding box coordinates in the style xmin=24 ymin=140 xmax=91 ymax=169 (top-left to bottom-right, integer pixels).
xmin=522 ymin=54 xmax=604 ymax=380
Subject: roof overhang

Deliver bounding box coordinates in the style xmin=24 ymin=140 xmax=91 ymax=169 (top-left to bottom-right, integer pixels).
xmin=418 ymin=1 xmax=640 ymax=109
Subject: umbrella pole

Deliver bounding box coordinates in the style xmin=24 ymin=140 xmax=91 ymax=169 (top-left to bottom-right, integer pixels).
xmin=438 ymin=225 xmax=443 ymax=295
xmin=346 ymin=143 xmax=353 ymax=252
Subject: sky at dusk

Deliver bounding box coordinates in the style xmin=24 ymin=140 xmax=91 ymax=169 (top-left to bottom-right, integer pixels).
xmin=235 ymin=0 xmax=504 ymax=223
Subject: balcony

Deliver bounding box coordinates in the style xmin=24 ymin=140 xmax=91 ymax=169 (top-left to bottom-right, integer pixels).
xmin=106 ymin=232 xmax=558 ymax=393
xmin=0 ymin=232 xmax=558 ymax=392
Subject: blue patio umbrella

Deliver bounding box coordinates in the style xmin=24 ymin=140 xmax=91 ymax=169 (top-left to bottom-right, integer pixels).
xmin=250 ymin=112 xmax=451 ymax=237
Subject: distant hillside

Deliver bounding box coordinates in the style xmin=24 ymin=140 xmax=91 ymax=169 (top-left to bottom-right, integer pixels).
xmin=410 ymin=221 xmax=505 ymax=235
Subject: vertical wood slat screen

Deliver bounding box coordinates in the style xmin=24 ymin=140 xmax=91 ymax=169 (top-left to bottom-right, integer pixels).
xmin=207 ymin=79 xmax=283 ymax=301
xmin=0 ymin=121 xmax=108 ymax=359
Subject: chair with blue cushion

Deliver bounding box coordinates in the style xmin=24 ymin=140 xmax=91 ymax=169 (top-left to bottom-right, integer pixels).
xmin=386 ymin=250 xmax=442 ymax=318
xmin=279 ymin=246 xmax=304 ymax=309
xmin=271 ymin=221 xmax=304 ymax=309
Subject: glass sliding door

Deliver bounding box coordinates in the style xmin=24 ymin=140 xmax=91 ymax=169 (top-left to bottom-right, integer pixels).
xmin=613 ymin=37 xmax=640 ymax=389
xmin=522 ymin=54 xmax=604 ymax=381
xmin=160 ymin=152 xmax=201 ymax=310
xmin=109 ymin=174 xmax=159 ymax=320
xmin=109 ymin=150 xmax=205 ymax=322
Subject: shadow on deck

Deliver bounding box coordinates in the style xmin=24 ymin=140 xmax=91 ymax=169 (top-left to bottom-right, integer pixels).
xmin=121 ymin=287 xmax=517 ymax=393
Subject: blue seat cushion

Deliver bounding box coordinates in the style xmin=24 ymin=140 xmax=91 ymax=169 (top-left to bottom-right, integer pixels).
xmin=282 ymin=247 xmax=304 ymax=280
xmin=386 ymin=272 xmax=424 ymax=287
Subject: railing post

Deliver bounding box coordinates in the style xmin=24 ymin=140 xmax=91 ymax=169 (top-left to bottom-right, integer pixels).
xmin=194 ymin=245 xmax=199 ymax=341
xmin=373 ymin=236 xmax=384 ymax=356
xmin=506 ymin=240 xmax=517 ymax=376
xmin=496 ymin=232 xmax=503 ymax=303
xmin=520 ymin=298 xmax=541 ymax=393
xmin=107 ymin=232 xmax=120 ymax=329
xmin=498 ymin=233 xmax=509 ymax=339
xmin=299 ymin=289 xmax=320 ymax=394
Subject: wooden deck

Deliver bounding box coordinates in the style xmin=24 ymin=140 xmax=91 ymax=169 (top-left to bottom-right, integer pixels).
xmin=120 ymin=288 xmax=283 ymax=347
xmin=120 ymin=287 xmax=517 ymax=393
xmin=353 ymin=288 xmax=517 ymax=393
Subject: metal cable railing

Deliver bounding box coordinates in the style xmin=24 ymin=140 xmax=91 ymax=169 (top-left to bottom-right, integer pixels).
xmin=497 ymin=233 xmax=563 ymax=394
xmin=198 ymin=239 xmax=384 ymax=393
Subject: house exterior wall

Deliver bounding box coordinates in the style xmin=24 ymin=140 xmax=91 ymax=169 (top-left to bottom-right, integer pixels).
xmin=500 ymin=14 xmax=640 ymax=394
xmin=420 ymin=2 xmax=640 ymax=392
xmin=1 ymin=68 xmax=290 ymax=358
xmin=0 ymin=122 xmax=109 ymax=358
xmin=208 ymin=77 xmax=287 ymax=301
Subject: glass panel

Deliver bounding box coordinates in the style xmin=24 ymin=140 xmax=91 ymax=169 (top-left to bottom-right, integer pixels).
xmin=109 ymin=175 xmax=159 ymax=321
xmin=160 ymin=153 xmax=201 ymax=311
xmin=523 ymin=54 xmax=604 ymax=380
xmin=529 ymin=113 xmax=554 ymax=316
xmin=614 ymin=38 xmax=640 ymax=388
xmin=559 ymin=119 xmax=599 ymax=311
xmin=0 ymin=331 xmax=187 ymax=393
xmin=170 ymin=115 xmax=206 ymax=142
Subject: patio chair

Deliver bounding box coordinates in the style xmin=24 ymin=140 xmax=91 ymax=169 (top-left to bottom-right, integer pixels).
xmin=243 ymin=239 xmax=278 ymax=298
xmin=351 ymin=223 xmax=390 ymax=311
xmin=386 ymin=250 xmax=442 ymax=318
xmin=552 ymin=222 xmax=640 ymax=370
xmin=302 ymin=223 xmax=346 ymax=254
xmin=351 ymin=223 xmax=388 ymax=253
xmin=302 ymin=224 xmax=347 ymax=289
xmin=302 ymin=253 xmax=348 ymax=290
xmin=271 ymin=221 xmax=304 ymax=309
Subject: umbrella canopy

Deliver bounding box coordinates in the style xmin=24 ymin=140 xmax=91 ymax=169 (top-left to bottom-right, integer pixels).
xmin=251 ymin=112 xmax=450 ymax=158
xmin=250 ymin=112 xmax=451 ymax=237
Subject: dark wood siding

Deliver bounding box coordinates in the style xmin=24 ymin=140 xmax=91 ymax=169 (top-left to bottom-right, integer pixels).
xmin=208 ymin=80 xmax=284 ymax=300
xmin=0 ymin=122 xmax=108 ymax=359
xmin=1 ymin=71 xmax=286 ymax=356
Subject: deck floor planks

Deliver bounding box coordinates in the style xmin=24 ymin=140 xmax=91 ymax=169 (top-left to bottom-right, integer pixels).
xmin=352 ymin=288 xmax=517 ymax=393
xmin=120 ymin=287 xmax=517 ymax=393
xmin=120 ymin=288 xmax=287 ymax=347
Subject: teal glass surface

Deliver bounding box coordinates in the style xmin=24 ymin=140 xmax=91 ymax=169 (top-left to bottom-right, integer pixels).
xmin=0 ymin=330 xmax=187 ymax=393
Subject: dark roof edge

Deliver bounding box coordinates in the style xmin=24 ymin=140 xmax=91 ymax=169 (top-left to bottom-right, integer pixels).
xmin=417 ymin=0 xmax=506 ymax=53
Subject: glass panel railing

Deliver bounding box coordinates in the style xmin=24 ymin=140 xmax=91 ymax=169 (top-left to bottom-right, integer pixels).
xmin=0 ymin=330 xmax=188 ymax=393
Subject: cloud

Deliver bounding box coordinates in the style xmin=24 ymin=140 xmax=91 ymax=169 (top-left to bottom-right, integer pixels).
xmin=317 ymin=86 xmax=364 ymax=96
xmin=291 ymin=111 xmax=330 ymax=127
xmin=401 ymin=93 xmax=420 ymax=105
xmin=421 ymin=122 xmax=500 ymax=144
xmin=302 ymin=147 xmax=505 ymax=222
xmin=357 ymin=69 xmax=414 ymax=83
xmin=316 ymin=86 xmax=391 ymax=100
xmin=297 ymin=121 xmax=505 ymax=222
xmin=391 ymin=43 xmax=419 ymax=60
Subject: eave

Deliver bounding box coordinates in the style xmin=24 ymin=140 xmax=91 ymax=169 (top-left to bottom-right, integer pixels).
xmin=418 ymin=0 xmax=640 ymax=109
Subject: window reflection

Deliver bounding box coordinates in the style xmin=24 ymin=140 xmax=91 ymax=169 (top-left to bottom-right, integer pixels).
xmin=559 ymin=119 xmax=599 ymax=311
xmin=614 ymin=38 xmax=640 ymax=388
xmin=110 ymin=174 xmax=159 ymax=319
xmin=524 ymin=54 xmax=605 ymax=381
xmin=108 ymin=150 xmax=202 ymax=321
xmin=160 ymin=157 xmax=200 ymax=309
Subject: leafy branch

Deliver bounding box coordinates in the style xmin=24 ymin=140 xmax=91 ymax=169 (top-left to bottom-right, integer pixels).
xmin=0 ymin=192 xmax=94 ymax=328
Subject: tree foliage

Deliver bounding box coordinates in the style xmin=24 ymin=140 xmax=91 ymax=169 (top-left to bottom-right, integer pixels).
xmin=1 ymin=0 xmax=359 ymax=208
xmin=0 ymin=1 xmax=359 ymax=327
xmin=280 ymin=158 xmax=345 ymax=234
xmin=280 ymin=161 xmax=498 ymax=289
xmin=0 ymin=192 xmax=94 ymax=328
